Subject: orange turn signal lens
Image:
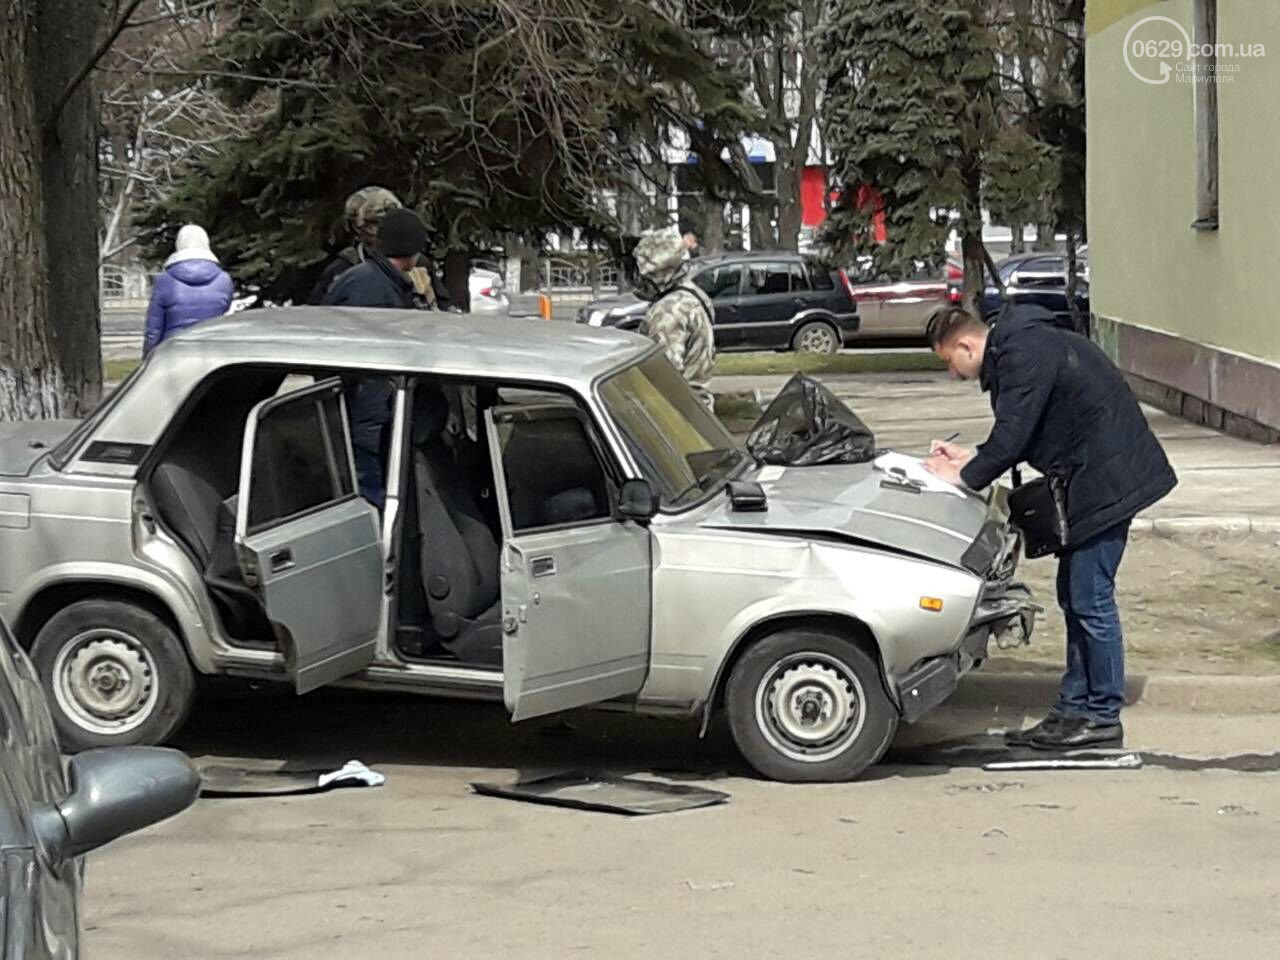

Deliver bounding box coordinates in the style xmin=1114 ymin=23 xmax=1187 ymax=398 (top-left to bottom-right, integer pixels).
xmin=919 ymin=597 xmax=944 ymax=613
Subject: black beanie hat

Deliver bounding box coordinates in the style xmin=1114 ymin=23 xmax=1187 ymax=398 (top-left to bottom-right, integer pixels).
xmin=379 ymin=208 xmax=427 ymax=257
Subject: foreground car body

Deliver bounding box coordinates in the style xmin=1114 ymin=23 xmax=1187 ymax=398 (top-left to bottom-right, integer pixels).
xmin=0 ymin=616 xmax=198 ymax=958
xmin=0 ymin=309 xmax=1034 ymax=781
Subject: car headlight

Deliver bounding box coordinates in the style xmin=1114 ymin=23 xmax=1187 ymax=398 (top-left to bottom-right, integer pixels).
xmin=588 ymin=310 xmax=607 ymax=327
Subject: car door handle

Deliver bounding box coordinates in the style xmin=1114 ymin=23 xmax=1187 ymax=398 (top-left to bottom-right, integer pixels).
xmin=269 ymin=548 xmax=295 ymax=573
xmin=530 ymin=556 xmax=557 ymax=578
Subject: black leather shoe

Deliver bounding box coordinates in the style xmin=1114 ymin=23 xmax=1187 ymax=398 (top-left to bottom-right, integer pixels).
xmin=1030 ymin=717 xmax=1124 ymax=750
xmin=1004 ymin=713 xmax=1068 ymax=747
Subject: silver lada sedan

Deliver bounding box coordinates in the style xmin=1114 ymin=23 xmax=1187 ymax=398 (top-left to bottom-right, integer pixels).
xmin=0 ymin=309 xmax=1036 ymax=782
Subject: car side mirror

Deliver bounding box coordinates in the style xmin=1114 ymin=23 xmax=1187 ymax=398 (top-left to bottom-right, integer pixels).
xmin=32 ymin=748 xmax=200 ymax=864
xmin=617 ymin=479 xmax=659 ymax=522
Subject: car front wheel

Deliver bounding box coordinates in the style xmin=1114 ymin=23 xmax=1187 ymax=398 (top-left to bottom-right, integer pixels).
xmin=791 ymin=321 xmax=840 ymax=355
xmin=725 ymin=629 xmax=898 ymax=782
xmin=31 ymin=599 xmax=196 ymax=752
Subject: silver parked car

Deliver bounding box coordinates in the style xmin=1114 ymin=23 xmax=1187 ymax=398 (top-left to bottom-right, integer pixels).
xmin=0 ymin=309 xmax=1036 ymax=782
xmin=0 ymin=614 xmax=198 ymax=959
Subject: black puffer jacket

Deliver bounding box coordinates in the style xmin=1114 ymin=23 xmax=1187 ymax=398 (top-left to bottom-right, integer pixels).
xmin=960 ymin=305 xmax=1177 ymax=547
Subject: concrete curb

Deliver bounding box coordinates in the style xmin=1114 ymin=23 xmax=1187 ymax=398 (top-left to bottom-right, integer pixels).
xmin=952 ymin=671 xmax=1280 ymax=715
xmin=1134 ymin=516 xmax=1280 ymax=535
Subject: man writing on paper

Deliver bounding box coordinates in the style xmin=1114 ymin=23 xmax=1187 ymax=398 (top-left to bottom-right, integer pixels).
xmin=922 ymin=304 xmax=1176 ymax=750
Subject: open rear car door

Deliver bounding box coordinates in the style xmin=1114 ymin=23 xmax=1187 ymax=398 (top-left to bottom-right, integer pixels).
xmin=234 ymin=378 xmax=383 ymax=693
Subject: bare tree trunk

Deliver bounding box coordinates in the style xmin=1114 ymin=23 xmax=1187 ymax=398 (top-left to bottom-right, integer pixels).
xmin=1 ymin=0 xmax=64 ymax=420
xmin=1065 ymin=229 xmax=1086 ymax=335
xmin=444 ymin=250 xmax=470 ymax=311
xmin=34 ymin=0 xmax=104 ymax=415
xmin=775 ymin=158 xmax=804 ymax=252
xmin=1035 ymin=219 xmax=1056 ymax=250
xmin=1009 ymin=222 xmax=1026 ymax=254
xmin=960 ymin=165 xmax=989 ymax=315
xmin=700 ymin=200 xmax=725 ymax=255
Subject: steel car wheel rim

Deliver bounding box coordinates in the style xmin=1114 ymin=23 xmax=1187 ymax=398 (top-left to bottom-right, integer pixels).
xmin=798 ymin=326 xmax=836 ymax=353
xmin=51 ymin=629 xmax=159 ymax=736
xmin=754 ymin=652 xmax=866 ymax=763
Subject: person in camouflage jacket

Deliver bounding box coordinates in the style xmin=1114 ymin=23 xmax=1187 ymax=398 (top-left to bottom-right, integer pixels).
xmin=308 ymin=186 xmax=449 ymax=309
xmin=633 ymin=226 xmax=716 ymax=409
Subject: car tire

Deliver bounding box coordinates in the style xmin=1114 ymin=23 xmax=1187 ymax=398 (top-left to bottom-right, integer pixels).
xmin=725 ymin=629 xmax=898 ymax=782
xmin=30 ymin=599 xmax=196 ymax=752
xmin=791 ymin=321 xmax=840 ymax=355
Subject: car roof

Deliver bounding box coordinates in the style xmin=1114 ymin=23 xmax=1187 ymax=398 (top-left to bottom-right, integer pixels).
xmin=998 ymin=250 xmax=1089 ymax=266
xmin=694 ymin=250 xmax=810 ymax=266
xmin=163 ymin=306 xmax=653 ymax=381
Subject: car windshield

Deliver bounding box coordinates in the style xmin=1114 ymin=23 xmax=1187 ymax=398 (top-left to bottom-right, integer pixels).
xmin=599 ymin=355 xmax=748 ymax=508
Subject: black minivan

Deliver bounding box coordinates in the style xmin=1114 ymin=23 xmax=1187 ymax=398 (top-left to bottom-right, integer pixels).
xmin=576 ymin=252 xmax=860 ymax=354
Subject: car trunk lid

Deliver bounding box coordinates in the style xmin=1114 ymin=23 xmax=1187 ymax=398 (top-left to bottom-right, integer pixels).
xmin=0 ymin=420 xmax=79 ymax=477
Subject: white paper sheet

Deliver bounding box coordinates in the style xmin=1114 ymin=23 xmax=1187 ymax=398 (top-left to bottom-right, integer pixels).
xmin=872 ymin=451 xmax=967 ymax=498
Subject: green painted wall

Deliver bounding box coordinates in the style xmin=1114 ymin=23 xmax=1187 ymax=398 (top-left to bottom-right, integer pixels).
xmin=1087 ymin=0 xmax=1280 ymax=366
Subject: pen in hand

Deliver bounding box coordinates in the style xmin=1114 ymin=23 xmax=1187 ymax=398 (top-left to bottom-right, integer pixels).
xmin=930 ymin=431 xmax=961 ymax=457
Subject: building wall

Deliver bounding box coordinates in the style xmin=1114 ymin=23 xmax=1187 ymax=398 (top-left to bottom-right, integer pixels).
xmin=1087 ymin=0 xmax=1280 ymax=432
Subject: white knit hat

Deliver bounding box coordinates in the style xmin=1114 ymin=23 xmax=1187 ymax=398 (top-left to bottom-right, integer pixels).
xmin=165 ymin=224 xmax=220 ymax=267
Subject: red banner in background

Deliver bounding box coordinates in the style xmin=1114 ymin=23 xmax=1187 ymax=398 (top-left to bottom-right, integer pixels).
xmin=801 ymin=169 xmax=886 ymax=244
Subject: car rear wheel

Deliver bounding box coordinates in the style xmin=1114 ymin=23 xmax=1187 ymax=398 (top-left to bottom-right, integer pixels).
xmin=31 ymin=599 xmax=195 ymax=752
xmin=725 ymin=629 xmax=898 ymax=782
xmin=792 ymin=321 xmax=840 ymax=355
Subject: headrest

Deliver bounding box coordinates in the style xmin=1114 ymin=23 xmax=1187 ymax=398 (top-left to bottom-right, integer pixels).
xmin=412 ymin=387 xmax=450 ymax=445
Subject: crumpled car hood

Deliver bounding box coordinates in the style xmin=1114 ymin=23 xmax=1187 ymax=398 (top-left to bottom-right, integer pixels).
xmin=697 ymin=462 xmax=1000 ymax=569
xmin=0 ymin=420 xmax=78 ymax=477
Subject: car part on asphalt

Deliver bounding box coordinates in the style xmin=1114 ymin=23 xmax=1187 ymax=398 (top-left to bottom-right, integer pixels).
xmin=197 ymin=759 xmax=387 ymax=797
xmin=31 ymin=598 xmax=195 ymax=752
xmin=984 ymin=753 xmax=1142 ymax=771
xmin=747 ymin=373 xmax=877 ymax=466
xmin=471 ymin=772 xmax=730 ymax=815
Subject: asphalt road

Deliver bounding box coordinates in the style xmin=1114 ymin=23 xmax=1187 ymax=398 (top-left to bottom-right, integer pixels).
xmin=86 ymin=691 xmax=1280 ymax=959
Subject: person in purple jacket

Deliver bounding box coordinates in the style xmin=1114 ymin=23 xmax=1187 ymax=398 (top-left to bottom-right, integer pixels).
xmin=143 ymin=224 xmax=235 ymax=355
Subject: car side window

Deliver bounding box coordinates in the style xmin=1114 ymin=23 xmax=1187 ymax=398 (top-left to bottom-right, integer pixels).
xmin=747 ymin=262 xmax=792 ymax=296
xmin=247 ymin=386 xmax=354 ymax=532
xmin=789 ymin=262 xmax=811 ymax=291
xmin=493 ymin=409 xmax=612 ymax=533
xmin=809 ymin=264 xmax=835 ymax=290
xmin=694 ymin=264 xmax=743 ymax=300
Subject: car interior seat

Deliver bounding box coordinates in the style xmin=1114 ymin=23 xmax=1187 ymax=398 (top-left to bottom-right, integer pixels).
xmin=411 ymin=387 xmax=503 ymax=667
xmin=148 ymin=371 xmax=283 ymax=643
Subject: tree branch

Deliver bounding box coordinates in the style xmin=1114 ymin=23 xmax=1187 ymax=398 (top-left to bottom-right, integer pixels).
xmin=44 ymin=0 xmax=147 ymax=133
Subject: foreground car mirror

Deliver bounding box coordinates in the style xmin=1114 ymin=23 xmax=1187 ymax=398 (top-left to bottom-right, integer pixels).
xmin=33 ymin=748 xmax=200 ymax=864
xmin=617 ymin=479 xmax=659 ymax=522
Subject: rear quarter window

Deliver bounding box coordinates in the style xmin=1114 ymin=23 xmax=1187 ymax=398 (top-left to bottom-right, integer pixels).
xmin=808 ymin=264 xmax=835 ymax=290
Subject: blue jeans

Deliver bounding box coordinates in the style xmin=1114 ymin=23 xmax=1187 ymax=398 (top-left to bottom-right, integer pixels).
xmin=1053 ymin=520 xmax=1131 ymax=724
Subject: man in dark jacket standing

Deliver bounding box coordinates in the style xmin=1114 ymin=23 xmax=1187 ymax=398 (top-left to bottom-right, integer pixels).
xmin=323 ymin=208 xmax=431 ymax=507
xmin=308 ymin=186 xmax=449 ymax=308
xmin=924 ymin=304 xmax=1177 ymax=749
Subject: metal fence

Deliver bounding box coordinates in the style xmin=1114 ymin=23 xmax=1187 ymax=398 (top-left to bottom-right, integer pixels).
xmin=100 ymin=264 xmax=155 ymax=305
xmin=539 ymin=256 xmax=621 ymax=298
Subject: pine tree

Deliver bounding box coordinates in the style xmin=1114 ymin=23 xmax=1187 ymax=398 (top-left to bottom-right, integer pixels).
xmin=820 ymin=0 xmax=1003 ymax=307
xmin=142 ymin=0 xmax=773 ymax=302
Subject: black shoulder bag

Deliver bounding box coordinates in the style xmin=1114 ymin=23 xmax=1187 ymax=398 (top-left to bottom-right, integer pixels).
xmin=1007 ymin=467 xmax=1070 ymax=559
